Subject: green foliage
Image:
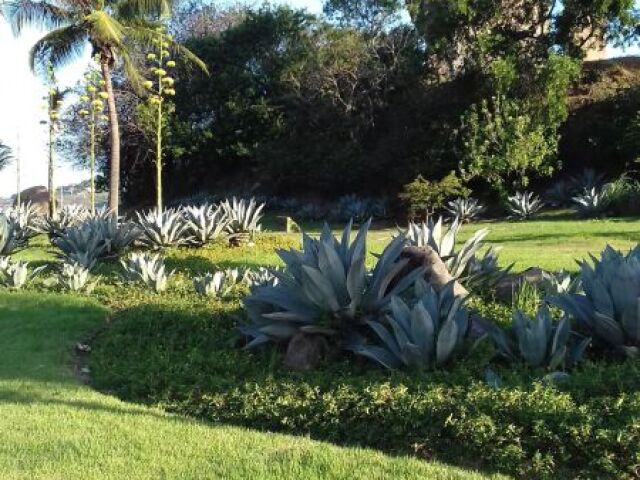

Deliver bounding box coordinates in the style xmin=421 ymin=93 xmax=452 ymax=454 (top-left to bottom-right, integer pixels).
xmin=90 ymin=284 xmax=640 ymax=479
xmin=460 ymin=95 xmax=557 ymax=195
xmin=0 ymin=140 xmax=12 ymax=171
xmin=399 ymin=172 xmax=470 ymax=218
xmin=548 ymin=245 xmax=640 ymax=358
xmin=608 ymin=174 xmax=640 ymax=217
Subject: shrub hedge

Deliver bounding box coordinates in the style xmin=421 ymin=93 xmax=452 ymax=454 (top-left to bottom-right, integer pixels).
xmin=90 ymin=295 xmax=640 ymax=479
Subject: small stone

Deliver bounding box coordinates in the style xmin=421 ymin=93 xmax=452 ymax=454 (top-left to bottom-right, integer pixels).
xmin=76 ymin=343 xmax=91 ymax=353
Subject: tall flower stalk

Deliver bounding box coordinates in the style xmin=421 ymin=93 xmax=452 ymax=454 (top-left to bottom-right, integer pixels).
xmin=144 ymin=26 xmax=176 ymax=211
xmin=79 ymin=66 xmax=108 ymax=214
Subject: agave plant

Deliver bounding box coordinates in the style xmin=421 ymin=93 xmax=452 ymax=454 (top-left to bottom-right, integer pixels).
xmin=0 ymin=259 xmax=45 ymax=289
xmin=570 ymin=168 xmax=605 ymax=194
xmin=545 ymin=180 xmax=572 ymax=207
xmin=541 ymin=270 xmax=582 ymax=296
xmin=406 ymin=217 xmax=507 ymax=288
xmin=488 ymin=307 xmax=590 ymax=370
xmin=41 ymin=205 xmax=90 ymax=239
xmin=3 ymin=202 xmax=41 ymax=242
xmin=0 ymin=214 xmax=24 ymax=255
xmin=193 ymin=271 xmax=228 ymax=297
xmin=90 ymin=214 xmax=140 ymax=256
xmin=184 ymin=204 xmax=228 ymax=246
xmin=121 ymin=252 xmax=172 ymax=293
xmin=136 ymin=208 xmax=191 ymax=249
xmin=506 ymin=191 xmax=544 ymax=220
xmin=245 ymin=267 xmax=280 ymax=287
xmin=332 ymin=195 xmax=386 ymax=222
xmin=296 ymin=203 xmax=326 ymax=221
xmin=241 ymin=220 xmax=425 ymax=348
xmin=547 ymin=246 xmax=640 ymax=357
xmin=347 ymin=279 xmax=470 ymax=370
xmin=572 ymin=187 xmax=611 ymax=218
xmin=57 ymin=263 xmax=97 ymax=292
xmin=333 ymin=194 xmax=369 ymax=223
xmin=219 ymin=197 xmax=265 ymax=245
xmin=445 ymin=197 xmax=485 ymax=222
xmin=53 ymin=222 xmax=106 ymax=269
xmin=224 ymin=267 xmax=248 ymax=286
xmin=0 ymin=256 xmax=10 ymax=274
xmin=464 ymin=246 xmax=512 ymax=290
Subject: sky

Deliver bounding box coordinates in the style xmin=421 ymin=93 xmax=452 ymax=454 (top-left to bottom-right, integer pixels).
xmin=0 ymin=0 xmax=636 ymax=198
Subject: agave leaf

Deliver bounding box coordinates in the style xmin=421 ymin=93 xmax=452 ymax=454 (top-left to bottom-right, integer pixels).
xmin=301 ymin=265 xmax=340 ymax=311
xmin=350 ymin=344 xmax=402 ymax=370
xmin=410 ymin=301 xmax=435 ymax=357
xmin=551 ymin=317 xmax=570 ymax=357
xmin=366 ymin=319 xmax=401 ymax=359
xmin=621 ymin=300 xmax=640 ymax=344
xmin=593 ymin=311 xmax=626 ymax=346
xmin=436 ymin=317 xmax=459 ymax=365
xmin=568 ymin=336 xmax=591 ymax=366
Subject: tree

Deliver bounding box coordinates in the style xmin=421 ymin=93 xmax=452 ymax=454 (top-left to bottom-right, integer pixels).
xmin=0 ymin=141 xmax=13 ymax=172
xmin=2 ymin=0 xmax=207 ymax=214
xmin=43 ymin=61 xmax=66 ymax=217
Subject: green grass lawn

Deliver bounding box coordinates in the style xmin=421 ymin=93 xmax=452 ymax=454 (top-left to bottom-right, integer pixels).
xmin=3 ymin=215 xmax=640 ymax=479
xmin=0 ymin=292 xmax=503 ymax=480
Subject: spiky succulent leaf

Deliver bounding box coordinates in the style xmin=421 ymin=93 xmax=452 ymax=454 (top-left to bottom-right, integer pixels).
xmin=489 ymin=307 xmax=590 ymax=369
xmin=506 ymin=191 xmax=544 ymax=220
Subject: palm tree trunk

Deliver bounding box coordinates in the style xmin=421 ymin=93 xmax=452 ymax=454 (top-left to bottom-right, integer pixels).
xmin=101 ymin=59 xmax=120 ymax=215
xmin=90 ymin=121 xmax=96 ymax=215
xmin=48 ymin=123 xmax=56 ymax=217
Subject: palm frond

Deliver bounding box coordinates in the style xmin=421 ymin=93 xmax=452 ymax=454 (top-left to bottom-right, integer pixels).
xmin=123 ymin=23 xmax=209 ymax=74
xmin=83 ymin=10 xmax=125 ymax=46
xmin=118 ymin=44 xmax=145 ymax=93
xmin=29 ymin=24 xmax=88 ymax=72
xmin=2 ymin=0 xmax=73 ymax=35
xmin=113 ymin=0 xmax=174 ymax=21
xmin=0 ymin=141 xmax=13 ymax=171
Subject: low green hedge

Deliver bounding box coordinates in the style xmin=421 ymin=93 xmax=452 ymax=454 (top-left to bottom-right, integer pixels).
xmin=91 ymin=296 xmax=640 ymax=479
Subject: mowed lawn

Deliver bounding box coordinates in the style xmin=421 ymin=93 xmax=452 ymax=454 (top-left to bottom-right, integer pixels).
xmin=0 ymin=292 xmax=504 ymax=480
xmin=2 ymin=216 xmax=639 ymax=479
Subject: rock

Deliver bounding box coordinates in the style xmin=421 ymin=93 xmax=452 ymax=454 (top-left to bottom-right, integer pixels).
xmin=401 ymin=245 xmax=469 ymax=297
xmin=495 ymin=267 xmax=549 ymax=302
xmin=16 ymin=186 xmax=49 ymax=214
xmin=283 ymin=333 xmax=328 ymax=371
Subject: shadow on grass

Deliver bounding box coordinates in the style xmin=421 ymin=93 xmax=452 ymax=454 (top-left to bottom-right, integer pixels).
xmin=82 ymin=302 xmax=536 ymax=479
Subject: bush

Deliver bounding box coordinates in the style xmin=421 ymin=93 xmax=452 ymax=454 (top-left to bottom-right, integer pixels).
xmin=608 ymin=174 xmax=640 ymax=217
xmin=399 ymin=172 xmax=470 ymax=219
xmin=91 ymin=294 xmax=640 ymax=479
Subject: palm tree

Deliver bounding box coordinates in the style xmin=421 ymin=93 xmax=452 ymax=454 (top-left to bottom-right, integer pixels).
xmin=0 ymin=141 xmax=13 ymax=172
xmin=2 ymin=0 xmax=207 ymax=215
